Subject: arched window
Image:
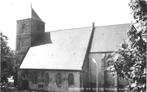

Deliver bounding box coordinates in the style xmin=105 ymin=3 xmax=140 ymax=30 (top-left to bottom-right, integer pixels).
xmin=45 ymin=73 xmax=49 ymax=85
xmin=40 ymin=72 xmax=45 ymax=82
xmin=21 ymin=72 xmax=25 ymax=79
xmin=30 ymin=71 xmax=38 ymax=84
xmin=21 ymin=70 xmax=28 ymax=79
xmin=21 ymin=23 xmax=26 ymax=33
xmin=68 ymin=73 xmax=74 ymax=86
xmin=56 ymin=73 xmax=62 ymax=88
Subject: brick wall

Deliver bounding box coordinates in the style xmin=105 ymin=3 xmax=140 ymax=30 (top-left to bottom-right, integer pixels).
xmin=18 ymin=70 xmax=81 ymax=92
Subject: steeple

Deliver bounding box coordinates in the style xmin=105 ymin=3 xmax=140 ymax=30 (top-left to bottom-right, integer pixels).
xmin=16 ymin=6 xmax=45 ymax=66
xmin=31 ymin=7 xmax=44 ymax=22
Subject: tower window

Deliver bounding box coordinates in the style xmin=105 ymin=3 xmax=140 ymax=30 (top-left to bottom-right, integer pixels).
xmin=68 ymin=73 xmax=74 ymax=86
xmin=21 ymin=23 xmax=26 ymax=33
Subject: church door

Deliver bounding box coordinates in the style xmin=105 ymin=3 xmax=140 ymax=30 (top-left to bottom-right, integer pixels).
xmin=22 ymin=80 xmax=29 ymax=90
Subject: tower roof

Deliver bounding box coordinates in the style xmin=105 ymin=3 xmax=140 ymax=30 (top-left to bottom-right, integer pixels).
xmin=31 ymin=8 xmax=44 ymax=22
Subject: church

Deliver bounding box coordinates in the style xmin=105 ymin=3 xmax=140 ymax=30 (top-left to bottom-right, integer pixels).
xmin=16 ymin=8 xmax=130 ymax=92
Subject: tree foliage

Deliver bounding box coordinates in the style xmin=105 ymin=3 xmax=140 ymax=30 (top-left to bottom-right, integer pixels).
xmin=109 ymin=0 xmax=147 ymax=92
xmin=1 ymin=32 xmax=16 ymax=84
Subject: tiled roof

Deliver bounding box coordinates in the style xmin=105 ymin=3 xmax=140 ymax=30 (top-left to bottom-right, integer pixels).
xmin=20 ymin=27 xmax=92 ymax=70
xmin=90 ymin=24 xmax=130 ymax=52
xmin=20 ymin=23 xmax=131 ymax=70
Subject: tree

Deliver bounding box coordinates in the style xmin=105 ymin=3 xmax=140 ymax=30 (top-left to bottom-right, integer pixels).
xmin=1 ymin=32 xmax=16 ymax=85
xmin=108 ymin=0 xmax=147 ymax=92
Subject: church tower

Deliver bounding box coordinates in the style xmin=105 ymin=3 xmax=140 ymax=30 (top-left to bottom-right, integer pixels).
xmin=16 ymin=8 xmax=45 ymax=66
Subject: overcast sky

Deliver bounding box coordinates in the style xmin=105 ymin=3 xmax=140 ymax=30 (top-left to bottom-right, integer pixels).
xmin=0 ymin=0 xmax=132 ymax=50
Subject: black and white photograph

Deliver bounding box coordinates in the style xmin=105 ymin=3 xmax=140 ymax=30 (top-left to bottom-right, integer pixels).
xmin=0 ymin=0 xmax=147 ymax=92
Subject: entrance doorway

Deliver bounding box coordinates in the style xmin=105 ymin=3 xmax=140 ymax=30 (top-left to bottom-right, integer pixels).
xmin=22 ymin=80 xmax=29 ymax=90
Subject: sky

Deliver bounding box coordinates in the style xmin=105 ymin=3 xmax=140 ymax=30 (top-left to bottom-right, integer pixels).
xmin=0 ymin=0 xmax=132 ymax=50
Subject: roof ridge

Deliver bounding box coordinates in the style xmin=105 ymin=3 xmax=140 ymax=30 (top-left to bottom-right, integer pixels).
xmin=45 ymin=23 xmax=130 ymax=33
xmin=45 ymin=26 xmax=92 ymax=33
xmin=95 ymin=23 xmax=130 ymax=28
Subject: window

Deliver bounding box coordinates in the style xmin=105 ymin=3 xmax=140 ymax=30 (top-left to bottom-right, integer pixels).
xmin=38 ymin=84 xmax=43 ymax=89
xmin=56 ymin=73 xmax=62 ymax=88
xmin=30 ymin=71 xmax=38 ymax=84
xmin=40 ymin=72 xmax=44 ymax=82
xmin=34 ymin=73 xmax=38 ymax=84
xmin=21 ymin=72 xmax=25 ymax=79
xmin=21 ymin=23 xmax=26 ymax=33
xmin=68 ymin=73 xmax=74 ymax=86
xmin=45 ymin=73 xmax=49 ymax=85
xmin=21 ymin=70 xmax=28 ymax=79
xmin=21 ymin=39 xmax=26 ymax=47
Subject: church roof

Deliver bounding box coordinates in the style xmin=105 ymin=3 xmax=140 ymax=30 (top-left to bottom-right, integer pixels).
xmin=90 ymin=23 xmax=130 ymax=52
xmin=20 ymin=23 xmax=131 ymax=70
xmin=20 ymin=27 xmax=92 ymax=70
